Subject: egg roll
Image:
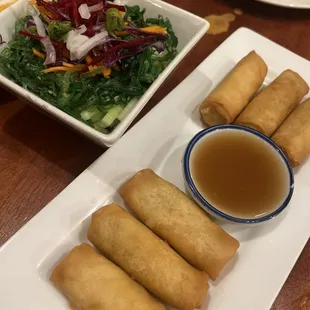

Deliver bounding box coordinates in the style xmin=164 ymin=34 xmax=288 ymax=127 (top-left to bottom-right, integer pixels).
xmin=119 ymin=169 xmax=240 ymax=281
xmin=235 ymin=69 xmax=309 ymax=136
xmin=50 ymin=243 xmax=166 ymax=310
xmin=199 ymin=50 xmax=268 ymax=126
xmin=88 ymin=204 xmax=209 ymax=310
xmin=272 ymin=98 xmax=310 ymax=167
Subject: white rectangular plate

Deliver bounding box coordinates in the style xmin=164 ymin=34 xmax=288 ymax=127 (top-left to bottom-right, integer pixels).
xmin=1 ymin=27 xmax=310 ymax=310
xmin=0 ymin=0 xmax=208 ymax=147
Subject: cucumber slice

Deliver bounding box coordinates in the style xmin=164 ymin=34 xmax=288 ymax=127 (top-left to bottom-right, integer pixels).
xmin=117 ymin=97 xmax=138 ymax=122
xmin=80 ymin=107 xmax=100 ymax=121
xmin=100 ymin=106 xmax=123 ymax=128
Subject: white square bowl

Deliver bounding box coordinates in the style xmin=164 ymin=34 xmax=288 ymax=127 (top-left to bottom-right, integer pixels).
xmin=0 ymin=0 xmax=209 ymax=146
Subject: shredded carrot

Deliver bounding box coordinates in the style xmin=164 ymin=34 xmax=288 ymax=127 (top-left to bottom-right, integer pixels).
xmin=88 ymin=65 xmax=99 ymax=77
xmin=141 ymin=26 xmax=167 ymax=34
xmin=29 ymin=1 xmax=52 ymax=19
xmin=63 ymin=62 xmax=75 ymax=68
xmin=103 ymin=67 xmax=111 ymax=78
xmin=85 ymin=56 xmax=92 ymax=65
xmin=40 ymin=13 xmax=51 ymax=23
xmin=32 ymin=48 xmax=45 ymax=59
xmin=115 ymin=30 xmax=129 ymax=37
xmin=43 ymin=65 xmax=86 ymax=73
xmin=63 ymin=62 xmax=86 ymax=69
xmin=86 ymin=66 xmax=111 ymax=78
xmin=115 ymin=25 xmax=167 ymax=37
xmin=27 ymin=0 xmax=53 ymax=21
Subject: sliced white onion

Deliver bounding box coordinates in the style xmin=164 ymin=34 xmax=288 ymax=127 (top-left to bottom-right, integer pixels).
xmin=66 ymin=29 xmax=89 ymax=60
xmin=31 ymin=13 xmax=46 ymax=37
xmin=71 ymin=30 xmax=109 ymax=60
xmin=76 ymin=24 xmax=87 ymax=34
xmin=78 ymin=3 xmax=91 ymax=20
xmin=88 ymin=2 xmax=104 ymax=12
xmin=28 ymin=6 xmax=46 ymax=37
xmin=41 ymin=37 xmax=56 ymax=66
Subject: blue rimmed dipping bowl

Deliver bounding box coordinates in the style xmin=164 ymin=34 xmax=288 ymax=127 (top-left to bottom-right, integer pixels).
xmin=183 ymin=125 xmax=294 ymax=224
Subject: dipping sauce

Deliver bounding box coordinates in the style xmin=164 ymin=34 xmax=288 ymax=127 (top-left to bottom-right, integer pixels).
xmin=190 ymin=129 xmax=290 ymax=218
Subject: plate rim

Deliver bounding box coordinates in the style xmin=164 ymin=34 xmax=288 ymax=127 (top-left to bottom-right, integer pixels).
xmin=256 ymin=0 xmax=310 ymax=9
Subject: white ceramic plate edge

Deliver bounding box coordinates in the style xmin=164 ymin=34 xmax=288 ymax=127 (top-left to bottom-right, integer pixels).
xmin=256 ymin=0 xmax=310 ymax=9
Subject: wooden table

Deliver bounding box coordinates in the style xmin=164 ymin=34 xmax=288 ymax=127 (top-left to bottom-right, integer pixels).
xmin=0 ymin=0 xmax=309 ymax=308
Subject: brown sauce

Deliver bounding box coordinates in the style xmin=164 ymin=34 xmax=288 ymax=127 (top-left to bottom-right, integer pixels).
xmin=190 ymin=130 xmax=289 ymax=218
xmin=205 ymin=13 xmax=236 ymax=35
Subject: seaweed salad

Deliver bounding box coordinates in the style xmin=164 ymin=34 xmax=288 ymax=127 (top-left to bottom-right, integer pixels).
xmin=0 ymin=1 xmax=178 ymax=133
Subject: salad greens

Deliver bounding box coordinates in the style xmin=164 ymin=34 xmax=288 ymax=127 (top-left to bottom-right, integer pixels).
xmin=0 ymin=3 xmax=178 ymax=133
xmin=124 ymin=5 xmax=146 ymax=28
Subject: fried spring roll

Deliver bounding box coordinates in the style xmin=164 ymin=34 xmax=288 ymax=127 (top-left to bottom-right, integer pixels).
xmin=88 ymin=204 xmax=209 ymax=310
xmin=50 ymin=243 xmax=166 ymax=310
xmin=235 ymin=69 xmax=309 ymax=136
xmin=119 ymin=169 xmax=240 ymax=281
xmin=272 ymin=98 xmax=310 ymax=167
xmin=199 ymin=51 xmax=268 ymax=126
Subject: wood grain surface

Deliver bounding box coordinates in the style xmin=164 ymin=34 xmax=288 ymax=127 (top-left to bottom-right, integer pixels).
xmin=0 ymin=0 xmax=309 ymax=309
